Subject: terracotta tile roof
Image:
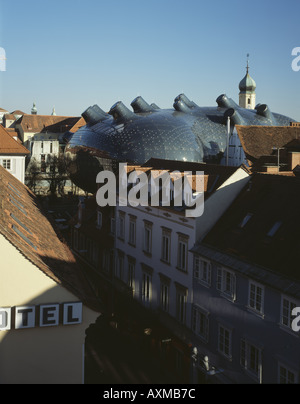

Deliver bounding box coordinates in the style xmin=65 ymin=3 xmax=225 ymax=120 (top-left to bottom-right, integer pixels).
xmin=11 ymin=110 xmax=26 ymax=115
xmin=201 ymin=173 xmax=300 ymax=282
xmin=0 ymin=166 xmax=101 ymax=312
xmin=4 ymin=114 xmax=16 ymax=121
xmin=17 ymin=114 xmax=83 ymax=134
xmin=0 ymin=125 xmax=29 ymax=154
xmin=5 ymin=128 xmax=22 ymax=143
xmin=69 ymin=117 xmax=86 ymax=133
xmin=235 ymin=125 xmax=300 ymax=164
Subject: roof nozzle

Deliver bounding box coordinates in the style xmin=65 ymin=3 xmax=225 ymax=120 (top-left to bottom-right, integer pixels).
xmin=131 ymin=96 xmax=155 ymax=113
xmin=224 ymin=108 xmax=245 ymax=126
xmin=82 ymin=105 xmax=107 ymax=125
xmin=173 ymin=94 xmax=198 ymax=113
xmin=255 ymin=104 xmax=276 ymax=124
xmin=109 ymin=101 xmax=137 ymax=122
xmin=174 ymin=94 xmax=197 ymax=108
xmin=216 ymin=94 xmax=239 ymax=109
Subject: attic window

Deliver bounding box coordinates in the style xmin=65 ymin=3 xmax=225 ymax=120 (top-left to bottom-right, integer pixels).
xmin=9 ymin=196 xmax=26 ymax=215
xmin=267 ymin=221 xmax=282 ymax=237
xmin=239 ymin=213 xmax=253 ymax=228
xmin=12 ymin=225 xmax=37 ymax=250
xmin=10 ymin=213 xmax=32 ymax=235
xmin=8 ymin=183 xmax=21 ymax=197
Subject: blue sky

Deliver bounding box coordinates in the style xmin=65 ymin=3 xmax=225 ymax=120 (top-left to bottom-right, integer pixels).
xmin=0 ymin=0 xmax=300 ymax=120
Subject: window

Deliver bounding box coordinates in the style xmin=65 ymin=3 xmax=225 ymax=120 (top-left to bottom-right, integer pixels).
xmin=118 ymin=212 xmax=125 ymax=239
xmin=240 ymin=339 xmax=262 ymax=383
xmin=193 ymin=256 xmax=211 ymax=286
xmin=281 ymin=296 xmax=297 ymax=330
xmin=128 ymin=218 xmax=136 ymax=246
xmin=267 ymin=221 xmax=282 ymax=237
xmin=161 ymin=228 xmax=171 ymax=264
xmin=160 ymin=282 xmax=169 ymax=312
xmin=142 ymin=272 xmax=152 ymax=306
xmin=50 ymin=142 xmax=53 ymax=154
xmin=192 ymin=306 xmax=209 ymax=342
xmin=128 ymin=260 xmax=135 ymax=292
xmin=91 ymin=242 xmax=98 ymax=266
xmin=218 ymin=325 xmax=232 ymax=359
xmin=177 ymin=235 xmax=188 ymax=272
xmin=102 ymin=250 xmax=110 ymax=273
xmin=110 ymin=217 xmax=115 ymax=235
xmin=96 ymin=211 xmax=102 ymax=229
xmin=143 ymin=221 xmax=152 ymax=254
xmin=116 ymin=252 xmax=124 ymax=280
xmin=41 ymin=154 xmax=46 ymax=172
xmin=217 ymin=268 xmax=236 ymax=301
xmin=278 ymin=363 xmax=298 ymax=384
xmin=176 ymin=285 xmax=187 ymax=324
xmin=239 ymin=213 xmax=253 ymax=228
xmin=2 ymin=159 xmax=11 ymax=170
xmin=248 ymin=282 xmax=264 ymax=315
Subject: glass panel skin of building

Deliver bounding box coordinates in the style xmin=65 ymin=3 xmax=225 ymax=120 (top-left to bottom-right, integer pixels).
xmin=65 ymin=94 xmax=295 ymax=193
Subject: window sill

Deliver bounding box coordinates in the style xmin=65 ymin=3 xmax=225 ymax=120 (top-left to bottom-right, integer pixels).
xmin=194 ymin=278 xmax=211 ymax=288
xmin=218 ymin=351 xmax=232 ymax=362
xmin=241 ymin=368 xmax=261 ymax=384
xmin=279 ymin=324 xmax=299 ymax=337
xmin=143 ymin=250 xmax=152 ymax=258
xmin=246 ymin=306 xmax=265 ymax=320
xmin=176 ymin=266 xmax=188 ymax=274
xmin=220 ymin=292 xmax=236 ymax=303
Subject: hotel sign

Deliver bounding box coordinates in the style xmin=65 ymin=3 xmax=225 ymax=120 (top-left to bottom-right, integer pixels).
xmin=0 ymin=302 xmax=82 ymax=330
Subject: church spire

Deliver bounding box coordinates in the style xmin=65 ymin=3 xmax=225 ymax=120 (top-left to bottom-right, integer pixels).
xmin=246 ymin=53 xmax=249 ymax=74
xmin=239 ymin=54 xmax=256 ymax=109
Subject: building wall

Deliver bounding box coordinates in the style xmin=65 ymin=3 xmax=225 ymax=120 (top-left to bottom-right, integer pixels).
xmin=192 ymin=254 xmax=300 ymax=384
xmin=0 ymin=234 xmax=99 ymax=384
xmin=30 ymin=138 xmax=60 ymax=162
xmin=115 ymin=203 xmax=196 ymax=328
xmin=0 ymin=155 xmax=26 ymax=183
xmin=289 ymin=152 xmax=300 ymax=170
xmin=239 ymin=92 xmax=256 ymax=110
xmin=195 ymin=167 xmax=251 ymax=241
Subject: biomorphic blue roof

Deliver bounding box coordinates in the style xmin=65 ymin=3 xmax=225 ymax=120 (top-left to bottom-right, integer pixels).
xmin=65 ymin=93 xmax=296 ymax=193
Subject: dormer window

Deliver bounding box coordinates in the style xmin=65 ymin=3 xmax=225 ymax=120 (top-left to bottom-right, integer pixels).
xmin=239 ymin=213 xmax=253 ymax=228
xmin=267 ymin=221 xmax=282 ymax=237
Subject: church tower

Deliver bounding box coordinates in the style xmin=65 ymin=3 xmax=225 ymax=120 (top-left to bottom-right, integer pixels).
xmin=239 ymin=55 xmax=256 ymax=109
xmin=31 ymin=102 xmax=37 ymax=115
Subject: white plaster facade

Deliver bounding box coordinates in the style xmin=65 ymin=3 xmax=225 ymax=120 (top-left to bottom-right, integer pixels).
xmin=0 ymin=155 xmax=26 ymax=184
xmin=0 ymin=233 xmax=99 ymax=384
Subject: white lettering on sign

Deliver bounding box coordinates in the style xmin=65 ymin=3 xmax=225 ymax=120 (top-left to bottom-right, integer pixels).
xmin=39 ymin=304 xmax=60 ymax=327
xmin=63 ymin=302 xmax=82 ymax=325
xmin=0 ymin=307 xmax=11 ymax=330
xmin=0 ymin=302 xmax=83 ymax=331
xmin=15 ymin=306 xmax=36 ymax=329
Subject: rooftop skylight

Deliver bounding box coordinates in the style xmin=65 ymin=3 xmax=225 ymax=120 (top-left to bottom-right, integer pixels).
xmin=267 ymin=221 xmax=282 ymax=237
xmin=239 ymin=213 xmax=253 ymax=228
